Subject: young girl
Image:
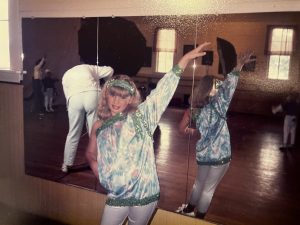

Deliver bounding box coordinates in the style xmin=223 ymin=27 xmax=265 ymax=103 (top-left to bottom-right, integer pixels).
xmin=177 ymin=51 xmax=254 ymax=219
xmin=85 ymin=42 xmax=210 ymax=225
xmin=42 ymin=69 xmax=58 ymax=112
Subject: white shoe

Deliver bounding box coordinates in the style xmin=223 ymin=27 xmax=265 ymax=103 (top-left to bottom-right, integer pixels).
xmin=49 ymin=108 xmax=54 ymax=112
xmin=61 ymin=164 xmax=70 ymax=173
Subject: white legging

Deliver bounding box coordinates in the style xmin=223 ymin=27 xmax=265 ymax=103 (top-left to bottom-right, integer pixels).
xmin=63 ymin=91 xmax=99 ymax=166
xmin=189 ymin=163 xmax=229 ymax=213
xmin=283 ymin=115 xmax=297 ymax=146
xmin=100 ymin=201 xmax=157 ymax=225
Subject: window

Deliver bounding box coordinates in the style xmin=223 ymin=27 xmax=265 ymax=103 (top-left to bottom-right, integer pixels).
xmin=266 ymin=26 xmax=295 ymax=80
xmin=155 ymin=28 xmax=176 ymax=73
xmin=0 ymin=0 xmax=10 ymax=70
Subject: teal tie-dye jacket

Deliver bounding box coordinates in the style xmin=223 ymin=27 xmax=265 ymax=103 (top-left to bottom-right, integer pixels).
xmin=194 ymin=71 xmax=240 ymax=166
xmin=96 ymin=66 xmax=182 ymax=207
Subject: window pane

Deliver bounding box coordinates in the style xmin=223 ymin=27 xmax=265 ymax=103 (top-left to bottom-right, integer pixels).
xmin=270 ymin=28 xmax=294 ymax=53
xmin=156 ymin=52 xmax=174 ymax=73
xmin=0 ymin=21 xmax=10 ymax=69
xmin=0 ymin=0 xmax=8 ymax=20
xmin=277 ymin=56 xmax=290 ymax=80
xmin=285 ymin=29 xmax=294 ymax=51
xmin=164 ymin=52 xmax=174 ymax=71
xmin=156 ymin=29 xmax=176 ymax=51
xmin=268 ymin=55 xmax=289 ymax=80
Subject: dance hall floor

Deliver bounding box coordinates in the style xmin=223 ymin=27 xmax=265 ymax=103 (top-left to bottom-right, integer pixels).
xmin=24 ymin=106 xmax=300 ymax=225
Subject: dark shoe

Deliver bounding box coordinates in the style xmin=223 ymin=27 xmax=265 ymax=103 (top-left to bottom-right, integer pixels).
xmin=195 ymin=211 xmax=206 ymax=219
xmin=175 ymin=204 xmax=195 ymax=217
xmin=183 ymin=204 xmax=195 ymax=214
xmin=286 ymin=145 xmax=295 ymax=151
xmin=279 ymin=146 xmax=288 ymax=151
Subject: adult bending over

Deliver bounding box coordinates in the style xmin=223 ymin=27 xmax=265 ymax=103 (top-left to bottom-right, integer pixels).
xmin=62 ymin=64 xmax=113 ymax=173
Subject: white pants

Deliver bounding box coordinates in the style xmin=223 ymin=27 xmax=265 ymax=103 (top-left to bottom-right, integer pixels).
xmin=189 ymin=163 xmax=229 ymax=213
xmin=63 ymin=91 xmax=99 ymax=166
xmin=100 ymin=201 xmax=157 ymax=225
xmin=283 ymin=115 xmax=297 ymax=146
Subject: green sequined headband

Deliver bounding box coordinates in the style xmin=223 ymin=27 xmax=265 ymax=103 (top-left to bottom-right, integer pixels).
xmin=107 ymin=79 xmax=135 ymax=95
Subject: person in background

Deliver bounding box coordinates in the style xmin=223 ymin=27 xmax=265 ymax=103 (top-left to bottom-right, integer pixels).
xmin=272 ymin=93 xmax=300 ymax=150
xmin=42 ymin=69 xmax=58 ymax=112
xmin=32 ymin=56 xmax=46 ymax=117
xmin=85 ymin=42 xmax=210 ymax=225
xmin=177 ymin=51 xmax=254 ymax=219
xmin=61 ymin=64 xmax=114 ymax=173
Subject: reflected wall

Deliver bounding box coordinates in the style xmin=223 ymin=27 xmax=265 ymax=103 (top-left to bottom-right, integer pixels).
xmin=23 ymin=12 xmax=300 ymax=213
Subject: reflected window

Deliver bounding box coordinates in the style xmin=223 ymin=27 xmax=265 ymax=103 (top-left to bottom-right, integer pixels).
xmin=266 ymin=27 xmax=295 ymax=80
xmin=155 ymin=28 xmax=176 ymax=73
xmin=0 ymin=0 xmax=10 ymax=70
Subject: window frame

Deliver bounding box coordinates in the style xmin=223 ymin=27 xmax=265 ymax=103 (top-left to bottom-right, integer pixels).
xmin=154 ymin=28 xmax=177 ymax=74
xmin=265 ymin=25 xmax=296 ymax=80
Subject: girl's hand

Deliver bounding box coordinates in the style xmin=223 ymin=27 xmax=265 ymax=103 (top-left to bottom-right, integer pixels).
xmin=235 ymin=51 xmax=256 ymax=72
xmin=178 ymin=42 xmax=211 ymax=70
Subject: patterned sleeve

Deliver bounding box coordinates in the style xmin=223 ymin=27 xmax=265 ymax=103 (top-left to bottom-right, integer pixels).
xmin=211 ymin=71 xmax=240 ymax=117
xmin=137 ymin=65 xmax=183 ymax=134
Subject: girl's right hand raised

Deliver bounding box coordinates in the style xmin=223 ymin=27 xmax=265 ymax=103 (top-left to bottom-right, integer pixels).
xmin=178 ymin=42 xmax=211 ymax=70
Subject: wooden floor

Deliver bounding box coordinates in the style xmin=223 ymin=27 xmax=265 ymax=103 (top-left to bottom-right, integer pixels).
xmin=24 ymin=106 xmax=300 ymax=225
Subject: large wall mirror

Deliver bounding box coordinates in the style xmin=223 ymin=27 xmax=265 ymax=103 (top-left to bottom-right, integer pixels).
xmin=23 ymin=12 xmax=300 ymax=222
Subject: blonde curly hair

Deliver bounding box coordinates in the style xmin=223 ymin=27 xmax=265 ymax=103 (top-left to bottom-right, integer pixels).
xmin=97 ymin=75 xmax=141 ymax=121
